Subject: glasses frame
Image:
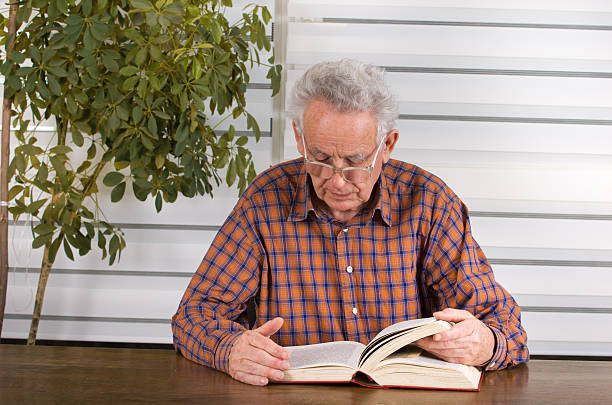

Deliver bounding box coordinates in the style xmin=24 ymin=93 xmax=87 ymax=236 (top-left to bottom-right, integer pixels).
xmin=301 ymin=134 xmax=385 ymax=184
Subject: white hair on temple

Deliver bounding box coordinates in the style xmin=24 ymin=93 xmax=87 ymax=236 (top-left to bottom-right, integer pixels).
xmin=288 ymin=59 xmax=399 ymax=142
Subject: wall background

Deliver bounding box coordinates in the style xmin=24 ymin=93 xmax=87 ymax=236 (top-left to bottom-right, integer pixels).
xmin=2 ymin=0 xmax=612 ymax=356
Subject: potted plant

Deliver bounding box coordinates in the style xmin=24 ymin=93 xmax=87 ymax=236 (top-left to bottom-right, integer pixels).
xmin=0 ymin=0 xmax=281 ymax=344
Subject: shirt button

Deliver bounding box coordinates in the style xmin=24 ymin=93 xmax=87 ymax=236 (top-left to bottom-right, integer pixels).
xmin=346 ymin=265 xmax=353 ymax=273
xmin=343 ymin=228 xmax=348 ymax=233
xmin=352 ymin=307 xmax=358 ymax=315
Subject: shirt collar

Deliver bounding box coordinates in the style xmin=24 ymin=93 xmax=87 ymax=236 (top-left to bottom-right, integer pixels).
xmin=287 ymin=163 xmax=312 ymax=222
xmin=287 ymin=161 xmax=392 ymax=227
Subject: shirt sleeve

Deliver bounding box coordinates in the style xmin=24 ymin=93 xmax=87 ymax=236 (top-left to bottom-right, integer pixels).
xmin=421 ymin=193 xmax=529 ymax=370
xmin=171 ymin=199 xmax=264 ymax=374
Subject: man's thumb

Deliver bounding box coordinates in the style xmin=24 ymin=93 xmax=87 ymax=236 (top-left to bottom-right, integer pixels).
xmin=255 ymin=317 xmax=284 ymax=337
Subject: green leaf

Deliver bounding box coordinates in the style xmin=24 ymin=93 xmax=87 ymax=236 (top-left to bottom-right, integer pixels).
xmin=90 ymin=21 xmax=107 ymax=41
xmin=37 ymin=163 xmax=49 ymax=183
xmin=262 ymin=7 xmax=272 ymax=24
xmin=102 ymin=54 xmax=119 ymax=72
xmin=155 ymin=154 xmax=165 ymax=168
xmin=32 ymin=233 xmax=52 ymax=249
xmin=226 ymin=158 xmax=237 ymax=187
xmin=149 ymin=45 xmax=162 ymax=61
xmin=129 ymin=0 xmax=153 ymax=10
xmin=87 ymin=143 xmax=97 ymax=159
xmin=50 ymin=145 xmax=73 ymax=154
xmin=83 ymin=27 xmax=97 ymax=49
xmin=97 ymin=230 xmax=106 ymax=250
xmin=103 ymin=171 xmax=124 ymax=187
xmin=9 ymin=51 xmax=26 ymax=64
xmin=48 ymin=76 xmax=62 ymax=95
xmin=29 ymin=46 xmax=41 ymax=64
xmin=122 ymin=75 xmax=139 ymax=91
xmin=132 ymin=106 xmax=144 ymax=123
xmin=210 ymin=19 xmax=222 ymax=43
xmin=236 ymin=135 xmax=248 ymax=146
xmin=48 ymin=236 xmax=63 ymax=264
xmin=135 ymin=47 xmax=147 ymax=66
xmin=119 ymin=66 xmax=139 ymax=76
xmin=71 ymin=127 xmax=84 ymax=146
xmin=66 ymin=94 xmax=78 ymax=115
xmin=63 ymin=238 xmax=75 ymax=260
xmin=109 ymin=234 xmax=120 ymax=255
xmin=246 ymin=112 xmax=261 ymax=141
xmin=111 ymin=182 xmax=126 ymax=202
xmin=34 ymin=223 xmax=55 ymax=235
xmin=9 ymin=185 xmax=24 ymax=200
xmin=56 ymin=0 xmax=68 ymax=14
xmin=155 ymin=192 xmax=162 ymax=212
xmin=147 ymin=116 xmax=157 ymax=135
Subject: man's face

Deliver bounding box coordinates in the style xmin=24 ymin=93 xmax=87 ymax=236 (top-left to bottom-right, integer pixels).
xmin=294 ymin=99 xmax=397 ymax=223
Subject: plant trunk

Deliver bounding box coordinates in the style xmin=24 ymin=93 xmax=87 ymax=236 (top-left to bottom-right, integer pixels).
xmin=0 ymin=0 xmax=20 ymax=336
xmin=27 ymin=241 xmax=55 ymax=345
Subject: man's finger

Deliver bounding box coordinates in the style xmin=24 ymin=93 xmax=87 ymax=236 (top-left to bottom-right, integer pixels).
xmin=255 ymin=317 xmax=285 ymax=337
xmin=432 ymin=319 xmax=474 ymax=341
xmin=247 ymin=331 xmax=290 ymax=361
xmin=240 ymin=358 xmax=286 ymax=381
xmin=433 ymin=308 xmax=473 ymax=323
xmin=233 ymin=370 xmax=270 ymax=386
xmin=244 ymin=336 xmax=291 ymax=369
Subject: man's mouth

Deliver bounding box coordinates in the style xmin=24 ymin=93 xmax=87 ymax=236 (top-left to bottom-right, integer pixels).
xmin=330 ymin=191 xmax=352 ymax=199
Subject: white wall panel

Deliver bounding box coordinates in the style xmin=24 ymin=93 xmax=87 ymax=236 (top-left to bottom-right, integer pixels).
xmin=2 ymin=318 xmax=172 ymax=343
xmin=288 ymin=23 xmax=612 ymax=61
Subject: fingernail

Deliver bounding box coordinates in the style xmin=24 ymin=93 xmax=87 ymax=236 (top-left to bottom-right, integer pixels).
xmin=260 ymin=377 xmax=268 ymax=385
xmin=281 ymin=361 xmax=290 ymax=369
xmin=275 ymin=371 xmax=284 ymax=380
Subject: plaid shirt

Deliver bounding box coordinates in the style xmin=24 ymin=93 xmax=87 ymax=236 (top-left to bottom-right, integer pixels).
xmin=172 ymin=158 xmax=529 ymax=374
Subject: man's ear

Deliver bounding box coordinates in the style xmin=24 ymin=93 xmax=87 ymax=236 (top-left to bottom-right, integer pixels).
xmin=293 ymin=121 xmax=305 ymax=156
xmin=382 ymin=130 xmax=399 ymax=163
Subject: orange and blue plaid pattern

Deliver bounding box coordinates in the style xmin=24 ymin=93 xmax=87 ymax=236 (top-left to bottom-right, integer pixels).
xmin=172 ymin=158 xmax=529 ymax=374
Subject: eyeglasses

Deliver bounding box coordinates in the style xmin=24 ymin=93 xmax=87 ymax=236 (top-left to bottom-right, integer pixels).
xmin=301 ymin=135 xmax=385 ymax=184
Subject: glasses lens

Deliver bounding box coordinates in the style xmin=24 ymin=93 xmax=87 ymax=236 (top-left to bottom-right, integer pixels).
xmin=343 ymin=168 xmax=370 ymax=183
xmin=305 ymin=162 xmax=333 ymax=179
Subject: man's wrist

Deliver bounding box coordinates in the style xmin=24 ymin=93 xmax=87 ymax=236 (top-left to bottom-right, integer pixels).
xmin=478 ymin=325 xmax=497 ymax=368
xmin=214 ymin=330 xmax=245 ymax=374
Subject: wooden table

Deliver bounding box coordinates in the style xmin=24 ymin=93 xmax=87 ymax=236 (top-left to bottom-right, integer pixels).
xmin=1 ymin=344 xmax=611 ymax=404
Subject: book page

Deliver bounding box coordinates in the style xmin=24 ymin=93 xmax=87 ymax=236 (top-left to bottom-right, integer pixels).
xmin=359 ymin=320 xmax=451 ymax=371
xmin=371 ymin=349 xmax=482 ymax=390
xmin=381 ymin=348 xmax=469 ymax=372
xmin=285 ymin=341 xmax=365 ymax=369
xmin=370 ymin=317 xmax=438 ymax=343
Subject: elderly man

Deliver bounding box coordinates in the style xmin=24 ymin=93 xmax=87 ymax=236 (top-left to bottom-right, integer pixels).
xmin=172 ymin=60 xmax=528 ymax=386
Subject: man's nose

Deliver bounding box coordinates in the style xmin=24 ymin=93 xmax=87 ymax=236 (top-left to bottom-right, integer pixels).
xmin=328 ymin=169 xmax=347 ymax=186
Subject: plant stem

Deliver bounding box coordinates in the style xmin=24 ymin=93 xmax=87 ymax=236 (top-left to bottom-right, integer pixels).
xmin=27 ymin=235 xmax=60 ymax=345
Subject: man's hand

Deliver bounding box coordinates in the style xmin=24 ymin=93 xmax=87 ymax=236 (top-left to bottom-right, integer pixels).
xmin=228 ymin=317 xmax=290 ymax=386
xmin=415 ymin=308 xmax=495 ymax=366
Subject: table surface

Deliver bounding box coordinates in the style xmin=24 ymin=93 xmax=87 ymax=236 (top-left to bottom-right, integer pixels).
xmin=1 ymin=344 xmax=611 ymax=405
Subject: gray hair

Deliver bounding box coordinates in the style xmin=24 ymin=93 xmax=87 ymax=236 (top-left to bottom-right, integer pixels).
xmin=287 ymin=59 xmax=399 ymax=142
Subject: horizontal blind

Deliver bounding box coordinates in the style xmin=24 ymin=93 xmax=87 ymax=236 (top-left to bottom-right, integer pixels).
xmin=1 ymin=0 xmax=276 ymax=344
xmin=284 ymin=0 xmax=612 ymax=356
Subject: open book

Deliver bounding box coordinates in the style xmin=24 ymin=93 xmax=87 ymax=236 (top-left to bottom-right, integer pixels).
xmin=275 ymin=317 xmax=482 ymax=391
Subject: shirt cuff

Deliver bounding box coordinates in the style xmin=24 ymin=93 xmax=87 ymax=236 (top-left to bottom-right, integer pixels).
xmin=213 ymin=330 xmax=245 ymax=374
xmin=483 ymin=326 xmax=507 ymax=371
